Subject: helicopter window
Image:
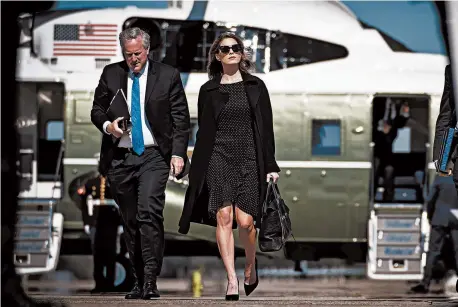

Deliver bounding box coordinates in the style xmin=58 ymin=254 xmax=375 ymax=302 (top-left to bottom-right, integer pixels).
xmin=270 ymin=32 xmax=348 ymax=70
xmin=311 ymin=119 xmax=341 ymax=156
xmin=46 ymin=121 xmax=64 ymax=141
xmin=123 ymin=17 xmax=347 ymax=73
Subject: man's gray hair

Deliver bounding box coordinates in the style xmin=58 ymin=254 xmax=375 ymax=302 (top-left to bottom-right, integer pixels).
xmin=119 ymin=27 xmax=150 ymax=51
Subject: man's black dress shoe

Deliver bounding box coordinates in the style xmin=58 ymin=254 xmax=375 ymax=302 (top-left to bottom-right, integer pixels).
xmin=142 ymin=281 xmax=160 ymax=299
xmin=125 ymin=282 xmax=143 ymax=299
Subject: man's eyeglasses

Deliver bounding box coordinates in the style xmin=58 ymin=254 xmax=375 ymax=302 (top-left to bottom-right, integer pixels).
xmin=218 ymin=44 xmax=242 ymax=54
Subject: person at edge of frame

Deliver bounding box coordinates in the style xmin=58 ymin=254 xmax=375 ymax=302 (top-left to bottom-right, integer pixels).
xmin=78 ymin=156 xmax=122 ymax=294
xmin=1 ymin=1 xmax=67 ymax=306
xmin=429 ymin=62 xmax=458 ymax=294
xmin=409 ymin=175 xmax=458 ymax=293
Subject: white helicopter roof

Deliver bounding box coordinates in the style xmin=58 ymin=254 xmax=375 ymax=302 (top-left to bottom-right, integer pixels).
xmin=16 ymin=0 xmax=449 ymax=97
xmin=203 ymin=0 xmax=364 ymax=43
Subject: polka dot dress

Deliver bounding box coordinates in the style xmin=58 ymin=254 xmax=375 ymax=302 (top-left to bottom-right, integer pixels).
xmin=207 ymin=81 xmax=259 ymax=221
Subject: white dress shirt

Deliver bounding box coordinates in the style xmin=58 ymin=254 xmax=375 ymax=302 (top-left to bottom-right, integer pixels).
xmin=103 ymin=62 xmax=156 ymax=148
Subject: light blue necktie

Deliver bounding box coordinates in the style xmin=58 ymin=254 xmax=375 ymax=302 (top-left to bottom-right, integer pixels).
xmin=131 ymin=73 xmax=144 ymax=155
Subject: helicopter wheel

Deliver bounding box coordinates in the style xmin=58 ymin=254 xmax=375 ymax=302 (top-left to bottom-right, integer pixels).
xmin=103 ymin=253 xmax=133 ymax=292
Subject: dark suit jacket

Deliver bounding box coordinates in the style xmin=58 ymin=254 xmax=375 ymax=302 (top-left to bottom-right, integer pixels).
xmin=178 ymin=72 xmax=280 ymax=234
xmin=91 ymin=60 xmax=191 ymax=176
xmin=427 ymin=175 xmax=458 ymax=228
xmin=433 ymin=64 xmax=457 ymax=163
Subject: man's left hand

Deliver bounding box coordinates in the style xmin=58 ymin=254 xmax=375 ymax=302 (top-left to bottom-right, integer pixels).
xmin=170 ymin=156 xmax=184 ymax=177
xmin=267 ymin=172 xmax=280 ymax=183
xmin=438 ymin=168 xmax=453 ymax=177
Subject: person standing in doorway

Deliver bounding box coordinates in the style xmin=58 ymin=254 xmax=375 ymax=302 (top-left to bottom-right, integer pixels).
xmin=178 ymin=32 xmax=280 ymax=300
xmin=373 ymin=98 xmax=410 ymax=202
xmin=91 ymin=27 xmax=190 ymax=299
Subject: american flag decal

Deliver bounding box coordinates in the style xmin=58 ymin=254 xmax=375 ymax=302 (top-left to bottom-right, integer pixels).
xmin=53 ymin=24 xmax=118 ymax=57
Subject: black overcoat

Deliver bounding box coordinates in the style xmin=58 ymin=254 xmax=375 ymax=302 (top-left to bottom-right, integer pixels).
xmin=178 ymin=72 xmax=280 ymax=234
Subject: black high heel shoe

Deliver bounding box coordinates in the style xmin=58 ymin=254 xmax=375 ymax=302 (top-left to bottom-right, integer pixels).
xmin=225 ymin=278 xmax=239 ymax=301
xmin=244 ymin=258 xmax=258 ymax=296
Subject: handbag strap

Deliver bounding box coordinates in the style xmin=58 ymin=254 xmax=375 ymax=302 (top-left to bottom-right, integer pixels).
xmin=268 ymin=179 xmax=285 ymax=214
xmin=268 ymin=178 xmax=280 ymax=196
xmin=262 ymin=181 xmax=273 ymax=215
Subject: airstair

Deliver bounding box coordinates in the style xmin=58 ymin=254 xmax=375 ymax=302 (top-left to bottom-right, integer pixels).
xmin=367 ymin=170 xmax=430 ymax=280
xmin=14 ymin=143 xmax=64 ymax=275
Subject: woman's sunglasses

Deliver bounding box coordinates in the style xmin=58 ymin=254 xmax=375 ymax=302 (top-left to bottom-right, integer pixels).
xmin=218 ymin=44 xmax=242 ymax=54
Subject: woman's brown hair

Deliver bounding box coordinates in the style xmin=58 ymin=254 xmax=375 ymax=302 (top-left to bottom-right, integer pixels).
xmin=207 ymin=32 xmax=254 ymax=80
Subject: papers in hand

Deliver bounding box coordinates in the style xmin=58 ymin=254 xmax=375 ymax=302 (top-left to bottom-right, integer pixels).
xmin=450 ymin=209 xmax=458 ymax=221
xmin=106 ymin=88 xmax=130 ymax=122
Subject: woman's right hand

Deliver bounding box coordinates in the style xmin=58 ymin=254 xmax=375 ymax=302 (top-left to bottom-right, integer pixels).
xmin=267 ymin=172 xmax=279 ymax=183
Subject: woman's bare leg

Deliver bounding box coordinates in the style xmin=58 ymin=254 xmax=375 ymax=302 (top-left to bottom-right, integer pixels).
xmin=235 ymin=207 xmax=257 ymax=285
xmin=216 ymin=203 xmax=238 ymax=294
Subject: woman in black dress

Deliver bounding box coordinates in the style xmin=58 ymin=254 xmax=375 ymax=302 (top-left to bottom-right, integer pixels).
xmin=178 ymin=32 xmax=280 ymax=300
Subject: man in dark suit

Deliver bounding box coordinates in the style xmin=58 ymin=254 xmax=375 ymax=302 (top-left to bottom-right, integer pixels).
xmin=78 ymin=166 xmax=121 ymax=294
xmin=410 ymin=175 xmax=458 ymax=293
xmin=91 ymin=27 xmax=190 ymax=299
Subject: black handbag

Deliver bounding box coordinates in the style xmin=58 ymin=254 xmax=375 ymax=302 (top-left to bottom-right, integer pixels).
xmin=258 ymin=180 xmax=294 ymax=252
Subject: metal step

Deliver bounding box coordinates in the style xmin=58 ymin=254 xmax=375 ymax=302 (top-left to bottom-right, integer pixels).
xmin=374 ymin=203 xmax=423 ymax=210
xmin=376 ymin=231 xmax=421 ymax=245
xmin=376 ymin=245 xmax=421 ymax=260
xmin=378 ymin=176 xmax=421 ymax=186
xmin=377 ymin=218 xmax=420 ymax=232
xmin=375 ymin=188 xmax=422 ymax=203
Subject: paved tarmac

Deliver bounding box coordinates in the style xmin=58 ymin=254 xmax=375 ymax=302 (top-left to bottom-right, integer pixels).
xmin=30 ymin=295 xmax=458 ymax=307
xmin=27 ymin=278 xmax=458 ymax=306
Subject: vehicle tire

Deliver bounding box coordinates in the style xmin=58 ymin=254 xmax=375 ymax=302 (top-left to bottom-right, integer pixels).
xmin=103 ymin=253 xmax=133 ymax=292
